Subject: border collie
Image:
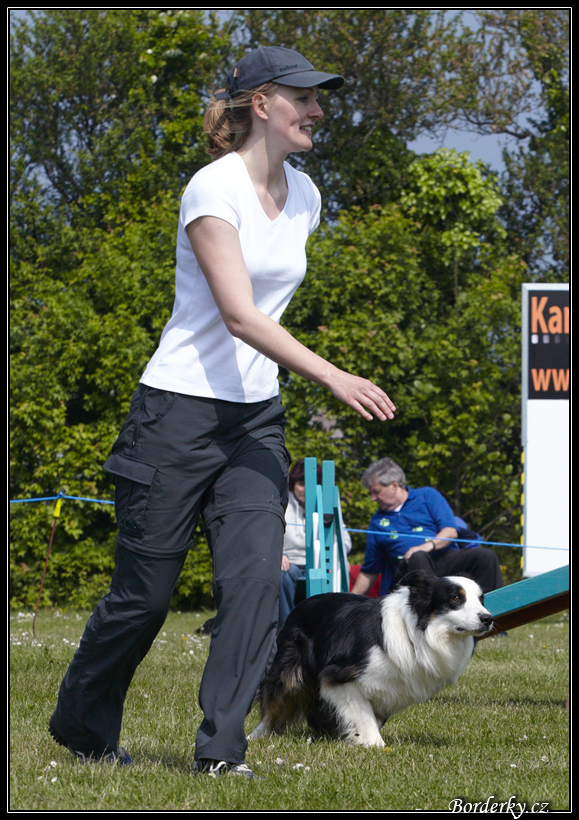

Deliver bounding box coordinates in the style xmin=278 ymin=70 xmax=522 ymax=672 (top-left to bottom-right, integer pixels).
xmin=250 ymin=571 xmax=493 ymax=747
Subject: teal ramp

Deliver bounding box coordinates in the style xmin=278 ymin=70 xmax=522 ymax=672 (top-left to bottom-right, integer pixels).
xmin=482 ymin=564 xmax=569 ymax=638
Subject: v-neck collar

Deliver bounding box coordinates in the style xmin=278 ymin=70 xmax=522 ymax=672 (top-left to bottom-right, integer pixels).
xmin=234 ymin=152 xmax=290 ymax=225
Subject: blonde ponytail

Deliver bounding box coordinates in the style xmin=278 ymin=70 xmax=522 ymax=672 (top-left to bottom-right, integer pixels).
xmin=203 ymin=83 xmax=277 ymax=158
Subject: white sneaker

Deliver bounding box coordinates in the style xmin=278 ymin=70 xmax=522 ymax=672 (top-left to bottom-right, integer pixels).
xmin=194 ymin=759 xmax=263 ymax=779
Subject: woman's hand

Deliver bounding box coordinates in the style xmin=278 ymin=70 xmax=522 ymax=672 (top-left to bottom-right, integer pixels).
xmin=325 ymin=369 xmax=396 ymax=422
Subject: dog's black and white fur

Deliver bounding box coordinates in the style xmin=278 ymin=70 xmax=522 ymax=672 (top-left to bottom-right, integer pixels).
xmin=250 ymin=571 xmax=493 ymax=747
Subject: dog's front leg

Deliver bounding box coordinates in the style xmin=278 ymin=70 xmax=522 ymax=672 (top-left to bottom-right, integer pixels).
xmin=320 ymin=681 xmax=385 ymax=748
xmin=248 ymin=719 xmax=272 ymax=740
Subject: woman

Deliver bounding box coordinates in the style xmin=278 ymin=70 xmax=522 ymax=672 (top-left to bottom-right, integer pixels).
xmin=49 ymin=46 xmax=395 ymax=779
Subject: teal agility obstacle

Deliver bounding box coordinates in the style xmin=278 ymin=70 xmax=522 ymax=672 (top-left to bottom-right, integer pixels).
xmin=303 ymin=457 xmax=569 ymax=635
xmin=304 ymin=457 xmax=350 ymax=597
xmin=481 ymin=564 xmax=569 ymax=638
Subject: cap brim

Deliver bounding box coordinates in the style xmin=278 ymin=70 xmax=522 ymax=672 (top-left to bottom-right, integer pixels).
xmin=274 ymin=70 xmax=345 ymax=90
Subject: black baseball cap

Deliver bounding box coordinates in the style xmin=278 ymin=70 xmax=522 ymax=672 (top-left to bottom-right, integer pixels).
xmin=214 ymin=46 xmax=344 ymax=99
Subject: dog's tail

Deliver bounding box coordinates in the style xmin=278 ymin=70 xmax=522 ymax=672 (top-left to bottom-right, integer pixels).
xmin=261 ymin=629 xmax=308 ymax=703
xmin=256 ymin=626 xmax=317 ymax=731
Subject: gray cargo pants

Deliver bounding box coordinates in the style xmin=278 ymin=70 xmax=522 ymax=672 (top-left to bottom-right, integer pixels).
xmin=50 ymin=385 xmax=289 ymax=765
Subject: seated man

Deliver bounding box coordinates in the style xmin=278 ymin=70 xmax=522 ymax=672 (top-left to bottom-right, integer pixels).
xmin=279 ymin=459 xmax=351 ymax=628
xmin=350 ymin=457 xmax=504 ymax=597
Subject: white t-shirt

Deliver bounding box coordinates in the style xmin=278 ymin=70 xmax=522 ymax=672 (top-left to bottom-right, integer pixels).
xmin=140 ymin=152 xmax=322 ymax=402
xmin=283 ymin=492 xmax=307 ymax=564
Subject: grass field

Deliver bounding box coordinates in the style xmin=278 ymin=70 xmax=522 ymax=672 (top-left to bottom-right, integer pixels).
xmin=10 ymin=607 xmax=569 ymax=812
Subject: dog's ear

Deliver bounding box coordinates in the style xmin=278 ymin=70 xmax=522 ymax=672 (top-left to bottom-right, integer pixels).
xmin=396 ymin=570 xmax=435 ymax=590
xmin=396 ymin=570 xmax=438 ymax=630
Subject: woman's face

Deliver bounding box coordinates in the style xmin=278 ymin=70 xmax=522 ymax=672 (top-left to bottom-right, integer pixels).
xmin=292 ymin=479 xmax=306 ymax=506
xmin=260 ymin=85 xmax=324 ymax=154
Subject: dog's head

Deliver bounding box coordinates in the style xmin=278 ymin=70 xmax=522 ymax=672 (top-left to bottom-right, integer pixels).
xmin=397 ymin=571 xmax=493 ymax=637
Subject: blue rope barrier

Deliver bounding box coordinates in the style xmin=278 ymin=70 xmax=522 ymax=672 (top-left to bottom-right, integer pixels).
xmin=288 ymin=523 xmax=566 ymax=552
xmin=345 ymin=527 xmax=567 ymax=552
xmin=10 ymin=493 xmax=566 ymax=551
xmin=10 ymin=492 xmax=114 ymax=506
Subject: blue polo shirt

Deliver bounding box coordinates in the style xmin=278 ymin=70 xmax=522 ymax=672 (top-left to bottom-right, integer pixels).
xmin=361 ymin=486 xmax=457 ymax=595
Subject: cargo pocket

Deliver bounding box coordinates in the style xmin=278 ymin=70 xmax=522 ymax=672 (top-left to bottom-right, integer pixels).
xmin=104 ymin=453 xmax=157 ymax=539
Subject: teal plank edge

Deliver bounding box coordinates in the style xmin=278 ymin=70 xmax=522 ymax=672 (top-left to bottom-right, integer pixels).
xmin=484 ymin=565 xmax=569 ymax=618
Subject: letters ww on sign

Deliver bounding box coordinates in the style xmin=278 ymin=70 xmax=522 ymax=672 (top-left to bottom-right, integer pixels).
xmin=526 ymin=288 xmax=569 ymax=400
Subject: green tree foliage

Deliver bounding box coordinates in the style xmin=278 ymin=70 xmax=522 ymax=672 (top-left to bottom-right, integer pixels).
xmin=10 ymin=10 xmax=567 ymax=608
xmin=10 ymin=9 xmax=228 ymax=225
xmin=494 ymin=10 xmax=569 ymax=280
